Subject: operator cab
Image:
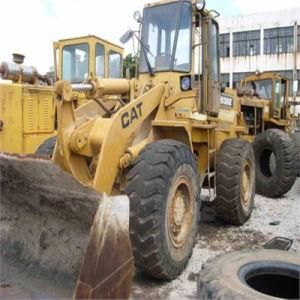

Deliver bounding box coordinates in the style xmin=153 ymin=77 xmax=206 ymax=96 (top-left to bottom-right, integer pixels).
xmin=242 ymin=72 xmax=289 ymax=120
xmin=122 ymin=0 xmax=221 ymax=116
xmin=53 ymin=35 xmax=124 ymax=83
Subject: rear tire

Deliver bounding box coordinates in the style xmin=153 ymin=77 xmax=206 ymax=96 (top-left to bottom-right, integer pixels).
xmin=35 ymin=136 xmax=56 ymax=158
xmin=126 ymin=140 xmax=200 ymax=280
xmin=197 ymin=249 xmax=300 ymax=300
xmin=214 ymin=139 xmax=255 ymax=225
xmin=253 ymin=129 xmax=296 ymax=198
xmin=291 ymin=131 xmax=300 ymax=177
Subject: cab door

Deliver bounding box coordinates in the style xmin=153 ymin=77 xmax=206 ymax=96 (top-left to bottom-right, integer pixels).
xmin=201 ymin=19 xmax=220 ymax=116
xmin=273 ymin=80 xmax=281 ymax=119
xmin=208 ymin=20 xmax=220 ymax=116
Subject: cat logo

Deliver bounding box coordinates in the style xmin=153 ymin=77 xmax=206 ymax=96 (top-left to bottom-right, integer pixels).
xmin=121 ymin=102 xmax=143 ymax=129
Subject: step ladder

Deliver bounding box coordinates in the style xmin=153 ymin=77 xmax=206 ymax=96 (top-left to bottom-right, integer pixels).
xmin=206 ymin=129 xmax=217 ymax=202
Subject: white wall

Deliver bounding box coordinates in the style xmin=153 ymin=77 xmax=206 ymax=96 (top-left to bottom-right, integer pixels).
xmin=218 ymin=8 xmax=300 ymax=88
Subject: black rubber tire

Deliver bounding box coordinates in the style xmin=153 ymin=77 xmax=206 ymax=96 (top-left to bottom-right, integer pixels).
xmin=214 ymin=139 xmax=255 ymax=225
xmin=197 ymin=249 xmax=300 ymax=300
xmin=253 ymin=129 xmax=297 ymax=198
xmin=291 ymin=131 xmax=300 ymax=177
xmin=35 ymin=136 xmax=56 ymax=157
xmin=126 ymin=139 xmax=201 ymax=280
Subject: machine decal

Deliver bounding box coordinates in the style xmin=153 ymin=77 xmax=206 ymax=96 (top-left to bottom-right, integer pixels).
xmin=220 ymin=95 xmax=233 ymax=107
xmin=121 ymin=102 xmax=143 ymax=129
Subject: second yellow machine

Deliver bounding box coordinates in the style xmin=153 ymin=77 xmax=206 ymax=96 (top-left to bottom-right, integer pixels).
xmin=0 ymin=35 xmax=123 ymax=154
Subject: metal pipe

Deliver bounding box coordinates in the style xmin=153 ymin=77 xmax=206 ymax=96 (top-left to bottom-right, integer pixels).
xmin=71 ymin=83 xmax=94 ymax=93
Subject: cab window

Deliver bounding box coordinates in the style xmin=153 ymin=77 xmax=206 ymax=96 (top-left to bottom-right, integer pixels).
xmin=96 ymin=43 xmax=105 ymax=78
xmin=246 ymin=79 xmax=273 ymax=99
xmin=109 ymin=51 xmax=122 ymax=78
xmin=62 ymin=43 xmax=89 ymax=83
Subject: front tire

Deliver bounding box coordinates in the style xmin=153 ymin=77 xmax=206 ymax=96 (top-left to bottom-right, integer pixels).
xmin=126 ymin=140 xmax=200 ymax=280
xmin=253 ymin=129 xmax=297 ymax=198
xmin=215 ymin=139 xmax=255 ymax=225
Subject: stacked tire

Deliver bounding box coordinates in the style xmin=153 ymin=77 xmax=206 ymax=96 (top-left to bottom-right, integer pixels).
xmin=197 ymin=249 xmax=300 ymax=300
xmin=252 ymin=129 xmax=297 ymax=198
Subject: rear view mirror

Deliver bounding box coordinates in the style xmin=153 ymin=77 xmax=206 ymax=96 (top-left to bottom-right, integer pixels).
xmin=120 ymin=30 xmax=134 ymax=45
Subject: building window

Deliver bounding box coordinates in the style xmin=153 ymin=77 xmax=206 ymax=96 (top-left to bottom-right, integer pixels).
xmin=233 ymin=30 xmax=260 ymax=57
xmin=221 ymin=73 xmax=230 ymax=87
xmin=220 ymin=34 xmax=230 ymax=58
xmin=264 ymin=27 xmax=294 ymax=54
xmin=233 ymin=72 xmax=251 ymax=89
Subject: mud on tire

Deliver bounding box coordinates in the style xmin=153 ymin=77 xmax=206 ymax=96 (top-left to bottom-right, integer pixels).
xmin=214 ymin=139 xmax=255 ymax=225
xmin=126 ymin=139 xmax=200 ymax=280
xmin=35 ymin=136 xmax=56 ymax=158
xmin=253 ymin=129 xmax=297 ymax=198
xmin=197 ymin=249 xmax=300 ymax=300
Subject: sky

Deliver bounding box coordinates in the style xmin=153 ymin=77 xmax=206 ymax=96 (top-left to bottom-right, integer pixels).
xmin=0 ymin=0 xmax=299 ymax=73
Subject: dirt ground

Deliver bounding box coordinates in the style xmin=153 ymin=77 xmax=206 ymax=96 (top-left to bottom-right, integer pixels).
xmin=0 ymin=179 xmax=299 ymax=300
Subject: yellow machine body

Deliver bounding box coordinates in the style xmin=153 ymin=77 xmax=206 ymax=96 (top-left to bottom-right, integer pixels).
xmin=239 ymin=71 xmax=292 ymax=131
xmin=0 ymin=1 xmax=297 ymax=298
xmin=0 ymin=35 xmax=123 ymax=154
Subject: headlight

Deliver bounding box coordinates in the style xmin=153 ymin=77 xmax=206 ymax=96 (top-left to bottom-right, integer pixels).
xmin=196 ymin=0 xmax=206 ymax=11
xmin=181 ymin=76 xmax=191 ymax=91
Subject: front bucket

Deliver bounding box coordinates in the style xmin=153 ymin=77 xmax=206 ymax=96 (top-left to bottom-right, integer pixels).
xmin=0 ymin=153 xmax=133 ymax=299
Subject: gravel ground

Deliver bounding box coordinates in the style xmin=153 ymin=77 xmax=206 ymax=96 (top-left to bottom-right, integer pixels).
xmin=1 ymin=179 xmax=299 ymax=299
xmin=131 ymin=178 xmax=300 ymax=299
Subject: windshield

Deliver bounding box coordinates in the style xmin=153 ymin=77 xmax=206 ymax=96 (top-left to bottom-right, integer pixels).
xmin=139 ymin=1 xmax=192 ymax=73
xmin=246 ymin=79 xmax=273 ymax=99
xmin=62 ymin=43 xmax=89 ymax=83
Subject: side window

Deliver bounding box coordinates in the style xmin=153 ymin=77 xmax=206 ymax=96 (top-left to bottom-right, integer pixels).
xmin=96 ymin=44 xmax=105 ymax=78
xmin=210 ymin=22 xmax=219 ymax=82
xmin=109 ymin=51 xmax=122 ymax=78
xmin=62 ymin=43 xmax=89 ymax=83
xmin=274 ymin=80 xmax=281 ymax=111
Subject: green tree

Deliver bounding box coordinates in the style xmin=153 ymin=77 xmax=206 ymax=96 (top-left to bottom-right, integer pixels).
xmin=123 ymin=54 xmax=138 ymax=78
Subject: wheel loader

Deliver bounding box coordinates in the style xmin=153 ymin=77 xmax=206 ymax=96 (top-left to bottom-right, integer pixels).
xmin=232 ymin=71 xmax=299 ymax=195
xmin=0 ymin=0 xmax=297 ymax=298
xmin=0 ymin=35 xmax=123 ymax=156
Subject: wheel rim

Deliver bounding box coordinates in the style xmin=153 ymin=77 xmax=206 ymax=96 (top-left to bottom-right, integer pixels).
xmin=241 ymin=160 xmax=253 ymax=208
xmin=167 ymin=176 xmax=194 ymax=249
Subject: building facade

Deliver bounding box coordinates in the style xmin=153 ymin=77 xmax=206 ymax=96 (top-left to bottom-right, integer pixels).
xmin=218 ymin=8 xmax=300 ymax=103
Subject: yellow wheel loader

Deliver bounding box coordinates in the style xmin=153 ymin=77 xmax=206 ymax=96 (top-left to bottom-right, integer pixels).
xmin=0 ymin=35 xmax=123 ymax=156
xmin=234 ymin=71 xmax=299 ymax=195
xmin=0 ymin=0 xmax=297 ymax=298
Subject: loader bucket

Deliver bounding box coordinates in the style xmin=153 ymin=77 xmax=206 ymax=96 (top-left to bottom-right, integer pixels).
xmin=0 ymin=153 xmax=134 ymax=299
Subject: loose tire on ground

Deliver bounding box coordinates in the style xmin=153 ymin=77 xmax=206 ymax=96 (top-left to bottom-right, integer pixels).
xmin=126 ymin=140 xmax=201 ymax=280
xmin=197 ymin=249 xmax=300 ymax=300
xmin=214 ymin=139 xmax=255 ymax=225
xmin=35 ymin=136 xmax=56 ymax=158
xmin=291 ymin=131 xmax=300 ymax=177
xmin=253 ymin=129 xmax=297 ymax=198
